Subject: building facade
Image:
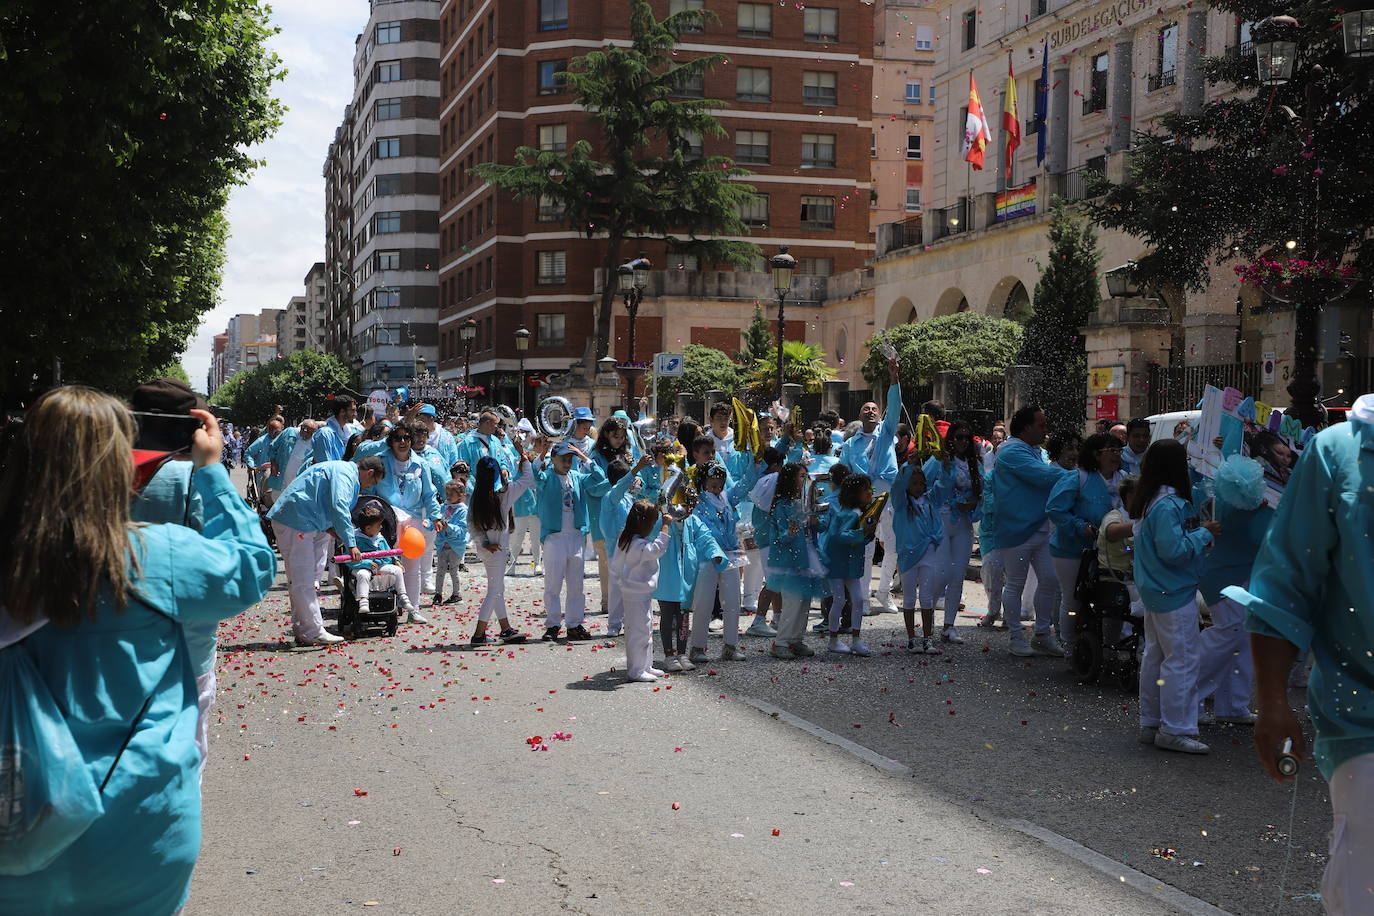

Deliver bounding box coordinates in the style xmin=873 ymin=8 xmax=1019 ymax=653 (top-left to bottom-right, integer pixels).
xmin=276 ymin=263 xmax=330 ymax=358
xmin=871 ymin=1 xmax=937 ymax=234
xmin=435 ymin=0 xmax=877 ymax=404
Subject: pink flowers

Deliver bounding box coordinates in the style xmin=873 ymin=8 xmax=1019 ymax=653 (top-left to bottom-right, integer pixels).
xmin=1235 ymin=256 xmax=1358 ymax=287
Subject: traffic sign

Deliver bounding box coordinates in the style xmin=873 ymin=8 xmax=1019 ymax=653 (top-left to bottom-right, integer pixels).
xmin=655 ymin=352 xmax=685 ymax=377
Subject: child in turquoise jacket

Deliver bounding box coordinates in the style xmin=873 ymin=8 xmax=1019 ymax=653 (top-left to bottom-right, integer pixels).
xmin=893 ymin=462 xmax=946 ymax=654
xmin=821 ymin=473 xmax=880 ymax=656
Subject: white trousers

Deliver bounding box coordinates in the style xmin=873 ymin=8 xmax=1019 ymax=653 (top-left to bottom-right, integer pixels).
xmin=509 ymin=515 xmax=541 ymax=567
xmin=478 ymin=546 xmax=509 ymax=622
xmin=1324 ymin=753 xmax=1374 ymax=915
xmin=395 ymin=510 xmax=435 ymax=601
xmin=542 ymin=530 xmax=586 ymax=629
xmin=691 ymin=564 xmax=742 ymax=649
xmin=900 ymin=554 xmax=942 ymax=611
xmin=775 ymin=592 xmax=810 ymax=645
xmin=937 ymin=516 xmax=974 ymax=626
xmin=875 ymin=508 xmax=898 ymax=602
xmin=999 ymin=527 xmax=1057 ymax=643
xmin=594 ymin=541 xmax=611 ymax=612
xmin=278 ymin=524 xmax=331 ymax=640
xmin=741 ymin=548 xmax=764 ymax=609
xmin=1052 ymin=554 xmax=1084 ymax=652
xmin=981 ymin=547 xmax=1004 ymax=618
xmin=194 ymin=670 xmax=215 ymax=783
xmin=1196 ymin=596 xmax=1254 ymax=717
xmin=355 ymin=563 xmax=409 ymax=609
xmin=827 ymin=577 xmax=867 ymax=633
xmin=1138 ymin=598 xmax=1202 ymax=736
xmin=623 ymin=593 xmax=656 ymax=679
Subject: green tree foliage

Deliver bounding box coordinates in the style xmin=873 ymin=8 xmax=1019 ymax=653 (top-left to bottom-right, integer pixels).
xmin=738 ymin=304 xmax=774 ymax=366
xmin=0 ymin=1 xmax=284 ymax=404
xmin=150 ymin=362 xmax=191 ymax=386
xmin=1086 ymin=7 xmax=1374 ymax=290
xmin=862 ymin=313 xmax=1024 ymax=390
xmin=208 ymin=351 xmax=355 ymax=425
xmin=653 ymin=344 xmax=740 ymax=408
xmin=1019 ymin=201 xmax=1102 ymax=430
xmin=472 ymin=0 xmax=759 ymax=360
xmin=746 ymin=341 xmax=837 ymax=397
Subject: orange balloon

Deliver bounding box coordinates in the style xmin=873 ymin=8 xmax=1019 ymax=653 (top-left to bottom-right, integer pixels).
xmin=399 ymin=526 xmax=426 ymax=560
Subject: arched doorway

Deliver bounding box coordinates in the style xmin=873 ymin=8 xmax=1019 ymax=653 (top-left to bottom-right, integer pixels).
xmin=988 ymin=276 xmax=1033 ymax=323
xmin=934 ymin=287 xmax=969 ymax=317
xmin=885 ymin=296 xmax=915 ymax=329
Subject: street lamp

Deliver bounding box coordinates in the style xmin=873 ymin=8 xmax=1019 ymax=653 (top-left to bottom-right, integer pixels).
xmin=1343 ymin=10 xmax=1374 ymax=57
xmin=460 ymin=317 xmax=478 ymax=414
xmin=770 ymin=246 xmax=796 ymax=403
xmin=514 ymin=325 xmax=531 ymax=416
xmin=380 ymin=363 xmax=392 ymax=385
xmin=414 ymin=354 xmax=426 ymax=381
xmin=1255 ymin=38 xmax=1297 ymax=85
xmin=1104 ymin=262 xmax=1140 ymax=298
xmin=616 ymin=255 xmax=652 ymax=405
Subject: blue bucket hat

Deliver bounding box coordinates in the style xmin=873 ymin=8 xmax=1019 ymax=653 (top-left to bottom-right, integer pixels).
xmin=573 ymin=407 xmax=595 ymax=422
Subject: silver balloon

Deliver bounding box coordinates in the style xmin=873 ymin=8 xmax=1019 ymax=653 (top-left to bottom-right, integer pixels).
xmin=536 ymin=396 xmax=573 ymax=440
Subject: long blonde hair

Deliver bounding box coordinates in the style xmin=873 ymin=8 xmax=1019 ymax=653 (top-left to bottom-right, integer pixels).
xmin=0 ymin=386 xmax=140 ymax=625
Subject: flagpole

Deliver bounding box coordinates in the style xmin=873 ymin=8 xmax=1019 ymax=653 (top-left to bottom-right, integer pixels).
xmin=966 ymin=69 xmax=973 ymax=228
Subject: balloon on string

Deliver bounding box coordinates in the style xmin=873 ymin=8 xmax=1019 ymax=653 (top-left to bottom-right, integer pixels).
xmin=398 ymin=526 xmax=426 ymax=560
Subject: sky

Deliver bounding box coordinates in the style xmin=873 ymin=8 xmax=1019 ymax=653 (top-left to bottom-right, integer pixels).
xmin=180 ymin=1 xmax=366 ymax=388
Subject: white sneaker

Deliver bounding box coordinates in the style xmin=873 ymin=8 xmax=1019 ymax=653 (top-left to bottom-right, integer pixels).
xmin=746 ymin=619 xmax=778 ymax=638
xmin=1030 ymin=633 xmax=1065 ymax=657
xmin=867 ymin=595 xmax=896 ymax=616
xmin=941 ymin=626 xmax=965 ymax=644
xmin=828 ymin=637 xmax=851 ymax=654
xmin=298 ymin=631 xmax=345 ymax=646
xmin=1010 ymin=641 xmax=1034 ymax=657
xmin=1154 ymin=732 xmax=1210 ymax=754
xmin=708 ymin=617 xmax=725 ymax=633
xmin=627 ymin=672 xmax=658 ymax=683
xmin=606 ymin=625 xmax=623 ymax=638
xmin=532 ymin=564 xmax=544 ymax=576
xmin=406 ymin=609 xmax=430 ymax=625
xmin=677 ymin=655 xmax=696 ymax=671
xmin=649 ymin=667 xmax=666 ymax=676
xmin=849 ymin=638 xmax=872 ymax=657
xmin=662 ymin=656 xmax=684 ymax=672
xmin=688 ymin=647 xmax=710 ymax=664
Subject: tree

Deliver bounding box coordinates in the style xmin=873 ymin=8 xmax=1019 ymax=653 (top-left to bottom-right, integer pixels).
xmin=861 ymin=313 xmax=1023 ymax=390
xmin=1019 ymin=201 xmax=1102 ymax=430
xmin=746 ymin=341 xmax=837 ymax=398
xmin=472 ymin=1 xmax=759 ymax=361
xmin=738 ymin=304 xmax=774 ymax=367
xmin=207 ymin=351 xmax=355 ymax=425
xmin=653 ymin=343 xmax=740 ymax=409
xmin=151 ymin=362 xmax=191 ymax=385
xmin=0 ymin=1 xmax=284 ymax=405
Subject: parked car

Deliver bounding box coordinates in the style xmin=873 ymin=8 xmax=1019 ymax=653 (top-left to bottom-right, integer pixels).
xmin=1145 ymin=410 xmax=1199 ymax=443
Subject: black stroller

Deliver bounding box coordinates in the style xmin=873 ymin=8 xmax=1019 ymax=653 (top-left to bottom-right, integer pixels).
xmin=335 ymin=494 xmax=401 ymax=639
xmin=1069 ymin=547 xmax=1143 ymax=689
xmin=244 ymin=468 xmax=276 ymax=550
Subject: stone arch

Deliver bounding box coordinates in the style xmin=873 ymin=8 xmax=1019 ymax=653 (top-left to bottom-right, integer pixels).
xmin=934 ymin=287 xmax=969 ymax=317
xmin=884 ymin=296 xmax=915 ymax=329
xmin=988 ymin=277 xmax=1033 ymax=323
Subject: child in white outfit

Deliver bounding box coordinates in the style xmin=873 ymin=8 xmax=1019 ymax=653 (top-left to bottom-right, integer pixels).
xmin=613 ymin=500 xmax=672 ymax=682
xmin=349 ymin=507 xmax=415 ymax=614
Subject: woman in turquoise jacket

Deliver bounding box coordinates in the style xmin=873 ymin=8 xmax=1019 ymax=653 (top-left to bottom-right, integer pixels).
xmin=922 ymin=420 xmax=984 ymax=644
xmin=1128 ymin=439 xmax=1220 ymax=755
xmin=1045 ymin=433 xmax=1125 ymax=655
xmin=0 ymin=387 xmax=274 ymax=916
xmin=892 ymin=461 xmax=945 ymax=653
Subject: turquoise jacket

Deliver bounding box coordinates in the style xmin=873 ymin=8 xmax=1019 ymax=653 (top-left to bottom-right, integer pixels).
xmin=977 ymin=467 xmax=1001 ymax=552
xmin=922 ymin=455 xmax=983 ymax=526
xmin=428 ymin=424 xmax=460 ymax=469
xmin=1227 ymin=399 xmax=1374 ymax=779
xmin=436 ymin=502 xmax=469 ymax=553
xmin=1047 ymin=470 xmax=1122 ymax=560
xmin=244 ymin=431 xmax=275 ymax=470
xmin=582 ymin=449 xmax=626 ymax=542
xmin=990 ymin=438 xmax=1068 ymax=547
xmin=266 ymin=460 xmax=362 ymax=548
xmin=369 ymin=451 xmax=442 ymax=523
xmin=455 ymin=432 xmax=514 ymax=488
xmin=754 ymin=497 xmax=826 ymax=598
xmin=892 ymin=464 xmax=944 ymax=572
xmin=821 ymin=504 xmax=869 ymax=579
xmin=1195 ymin=492 xmax=1272 ymax=605
xmin=534 ymin=463 xmax=592 ymax=541
xmin=312 ymin=417 xmax=351 ymax=464
xmin=1133 ymin=491 xmax=1213 ymax=613
xmin=693 ymin=491 xmax=740 ymax=556
xmin=267 ymin=426 xmax=308 ymax=490
xmin=598 ymin=471 xmax=641 ymax=559
xmin=4 ymin=464 xmax=273 ymax=916
xmin=838 ymin=382 xmax=902 ymax=488
xmin=348 ymin=532 xmax=392 ymax=571
xmin=652 ymin=514 xmax=723 ymax=604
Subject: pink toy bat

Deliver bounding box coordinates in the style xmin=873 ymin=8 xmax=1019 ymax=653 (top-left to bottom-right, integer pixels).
xmin=332 ymin=548 xmax=403 ymax=562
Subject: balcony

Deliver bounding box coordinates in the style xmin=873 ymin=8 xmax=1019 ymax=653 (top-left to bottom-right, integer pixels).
xmin=1056 ymin=165 xmax=1106 ymax=201
xmin=1081 ymin=93 xmax=1107 ymax=115
xmin=932 ymin=200 xmax=969 ymax=241
xmin=1147 ymin=70 xmax=1177 ymax=92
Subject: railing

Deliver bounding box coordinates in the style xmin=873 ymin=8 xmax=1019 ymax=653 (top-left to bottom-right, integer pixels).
xmin=1060 ymin=165 xmax=1105 ymax=201
xmin=1147 ymin=70 xmax=1177 ymax=92
xmin=932 ymin=200 xmax=968 ymax=241
xmin=897 ymin=216 xmax=923 ymax=250
xmin=1147 ymin=362 xmax=1260 ymax=415
xmin=1081 ymin=94 xmax=1107 ymax=115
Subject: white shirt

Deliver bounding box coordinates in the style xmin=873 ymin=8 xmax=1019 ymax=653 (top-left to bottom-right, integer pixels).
xmin=559 ymin=473 xmax=576 ymax=532
xmin=709 ymin=428 xmax=736 ymax=459
xmin=284 ymin=437 xmax=310 ymax=485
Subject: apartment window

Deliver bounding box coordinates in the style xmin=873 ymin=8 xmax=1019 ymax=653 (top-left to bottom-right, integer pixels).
xmin=1086 ymin=53 xmax=1109 ymax=112
xmin=736 ymin=67 xmax=772 ymax=103
xmin=1032 ymin=0 xmax=1048 ymax=17
xmin=375 ymin=174 xmax=402 ymax=196
xmin=375 ymin=21 xmax=401 ymax=44
xmin=375 ymin=287 xmax=401 ymax=309
xmin=376 ymin=137 xmax=401 ymax=158
xmin=679 ymin=129 xmax=704 ymax=158
xmin=803 ymin=71 xmax=837 ymax=106
xmin=539 ymin=0 xmax=568 ymax=31
xmin=905 ymin=188 xmax=922 ymax=211
xmin=903 ymin=135 xmax=922 ymax=160
xmin=537 ymin=194 xmax=565 ymax=222
xmin=905 ymin=82 xmax=922 ymax=103
xmin=375 ymin=250 xmax=401 ymax=270
xmin=537 ymin=313 xmax=566 ymax=347
xmin=870 ymin=134 xmax=877 ymax=157
xmin=929 ymin=84 xmax=936 ymax=105
xmin=377 ymin=60 xmax=401 ymax=82
xmin=376 ymin=97 xmax=402 ymax=120
xmin=374 ymin=211 xmax=401 ymax=233
xmin=538 ymin=124 xmax=568 ymax=152
xmin=670 ymin=0 xmax=705 ymax=31
xmin=797 ymin=257 xmax=833 ymax=276
xmin=800 ymin=195 xmax=835 ymax=229
xmin=916 ymin=25 xmax=934 ymax=50
xmin=801 ymin=133 xmax=836 ymax=168
xmin=737 ymin=195 xmax=769 ymax=228
xmin=537 ymin=59 xmax=567 ymax=95
xmin=738 ymin=3 xmax=772 ymax=38
xmin=962 ymin=10 xmax=977 ymax=50
xmin=537 ymin=250 xmax=567 ymax=284
xmin=1234 ymin=19 xmax=1254 ymax=52
xmin=1153 ymin=23 xmax=1178 ymax=88
xmin=735 ymin=129 xmax=770 ymax=164
xmin=803 ymin=7 xmax=838 ymax=42
xmin=671 ymin=70 xmax=704 ymax=98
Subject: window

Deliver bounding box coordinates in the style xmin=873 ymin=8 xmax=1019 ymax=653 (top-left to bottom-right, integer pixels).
xmin=905 ymin=82 xmax=922 ymax=104
xmin=375 ymin=250 xmax=401 ymax=270
xmin=797 ymin=257 xmax=833 ymax=276
xmin=539 ymin=0 xmax=568 ymax=31
xmin=736 ymin=67 xmax=771 ymax=103
xmin=375 ymin=287 xmax=401 ymax=309
xmin=870 ymin=134 xmax=877 ymax=157
xmin=375 ymin=20 xmax=401 ymax=44
xmin=1234 ymin=19 xmax=1254 ymax=52
xmin=377 ymin=60 xmax=401 ymax=82
xmin=738 ymin=3 xmax=771 ymax=38
xmin=800 ymin=195 xmax=835 ymax=229
xmin=906 ymin=135 xmax=922 ymax=160
xmin=737 ymin=195 xmax=769 ymax=227
xmin=670 ymin=0 xmax=705 ymax=31
xmin=671 ymin=70 xmax=704 ymax=97
xmin=929 ymin=84 xmax=936 ymax=105
xmin=1086 ymin=53 xmax=1108 ymax=112
xmin=803 ymin=71 xmax=837 ymax=106
xmin=537 ymin=194 xmax=565 ymax=222
xmin=376 ymin=97 xmax=401 ymax=120
xmin=537 ymin=250 xmax=566 ymax=284
xmin=1153 ymin=23 xmax=1178 ymax=89
xmin=537 ymin=313 xmax=566 ymax=346
xmin=374 ymin=211 xmax=401 ymax=233
xmin=905 ymin=188 xmax=922 ymax=211
xmin=801 ymin=133 xmax=836 ymax=168
xmin=679 ymin=129 xmax=703 ymax=158
xmin=962 ymin=10 xmax=977 ymax=50
xmin=375 ymin=174 xmax=402 ymax=196
xmin=803 ymin=7 xmax=838 ymax=42
xmin=538 ymin=124 xmax=568 ymax=152
xmin=915 ymin=25 xmax=934 ymax=50
xmin=376 ymin=137 xmax=401 ymax=158
xmin=537 ymin=59 xmax=567 ymax=95
xmin=735 ymin=129 xmax=770 ymax=164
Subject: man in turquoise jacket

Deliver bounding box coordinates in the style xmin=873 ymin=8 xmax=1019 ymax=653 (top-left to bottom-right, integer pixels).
xmin=312 ymin=397 xmax=357 ymax=464
xmin=1225 ymin=393 xmax=1374 ymax=912
xmin=535 ymin=441 xmax=594 ymax=641
xmin=839 ymin=357 xmax=901 ymax=613
xmin=992 ymin=405 xmax=1070 ymax=657
xmin=244 ymin=417 xmax=283 ymax=507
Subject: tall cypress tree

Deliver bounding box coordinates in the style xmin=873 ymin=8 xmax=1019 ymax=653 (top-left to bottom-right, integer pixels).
xmin=739 ymin=304 xmax=774 ymax=367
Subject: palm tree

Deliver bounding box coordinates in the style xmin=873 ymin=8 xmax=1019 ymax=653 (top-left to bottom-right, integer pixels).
xmin=746 ymin=340 xmax=836 ymax=397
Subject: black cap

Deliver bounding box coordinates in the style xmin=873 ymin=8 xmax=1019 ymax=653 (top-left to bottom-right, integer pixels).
xmin=131 ymin=377 xmax=208 ymax=414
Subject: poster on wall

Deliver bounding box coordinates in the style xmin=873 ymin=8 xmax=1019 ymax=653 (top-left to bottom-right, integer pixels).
xmin=1189 ymin=384 xmax=1308 ymax=508
xmin=995 ymin=182 xmax=1037 ymax=223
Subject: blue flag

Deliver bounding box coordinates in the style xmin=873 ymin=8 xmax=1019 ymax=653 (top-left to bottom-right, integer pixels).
xmin=1035 ymin=39 xmax=1049 ymax=166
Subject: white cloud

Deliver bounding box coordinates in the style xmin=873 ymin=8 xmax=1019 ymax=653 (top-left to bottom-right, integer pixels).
xmin=182 ymin=1 xmax=365 ymax=389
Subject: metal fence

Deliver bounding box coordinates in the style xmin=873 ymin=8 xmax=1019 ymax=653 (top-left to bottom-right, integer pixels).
xmin=1146 ymin=362 xmax=1260 ymax=415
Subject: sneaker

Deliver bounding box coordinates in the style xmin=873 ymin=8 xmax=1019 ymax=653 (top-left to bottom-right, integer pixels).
xmin=532 ymin=564 xmax=544 ymax=576
xmin=566 ymin=625 xmax=592 ymax=641
xmin=812 ymin=620 xmax=830 ymax=634
xmin=296 ymin=631 xmax=346 ymax=647
xmin=605 ymin=625 xmax=623 ymax=638
xmin=588 ymin=607 xmax=608 ymax=617
xmin=849 ymin=638 xmax=873 ymax=657
xmin=541 ymin=626 xmax=561 ymax=641
xmin=866 ymin=596 xmax=894 ymax=616
xmin=789 ymin=641 xmax=815 ymax=658
xmin=663 ymin=656 xmax=684 ymax=672
xmin=649 ymin=666 xmax=666 ymax=677
xmin=1197 ymin=710 xmax=1217 ymax=727
xmin=1154 ymin=732 xmax=1210 ymax=754
xmin=770 ymin=643 xmax=796 ymax=660
xmin=498 ymin=628 xmax=527 ymax=643
xmin=976 ymin=614 xmax=1001 ymax=629
xmin=941 ymin=626 xmax=965 ymax=645
xmin=720 ymin=644 xmax=744 ymax=661
xmin=677 ymin=655 xmax=696 ymax=671
xmin=708 ymin=617 xmax=725 ymax=633
xmin=746 ymin=619 xmax=778 ymax=638
xmin=406 ymin=609 xmax=430 ymax=625
xmin=469 ymin=632 xmax=491 ymax=646
xmin=828 ymin=637 xmax=852 ymax=654
xmin=332 ymin=575 xmax=346 ymax=593
xmin=907 ymin=637 xmax=925 ymax=654
xmin=920 ymin=637 xmax=942 ymax=655
xmin=459 ymin=563 xmax=470 ymax=573
xmin=1137 ymin=726 xmax=1158 ymax=745
xmin=627 ymin=672 xmax=658 ymax=683
xmin=1030 ymin=633 xmax=1066 ymax=657
xmin=1217 ymin=711 xmax=1257 ymax=725
xmin=688 ymin=647 xmax=710 ymax=664
xmin=1009 ymin=641 xmax=1034 ymax=657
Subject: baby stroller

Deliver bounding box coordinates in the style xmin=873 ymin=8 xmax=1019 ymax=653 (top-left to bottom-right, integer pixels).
xmin=244 ymin=468 xmax=276 ymax=550
xmin=1069 ymin=547 xmax=1143 ymax=689
xmin=335 ymin=494 xmax=401 ymax=639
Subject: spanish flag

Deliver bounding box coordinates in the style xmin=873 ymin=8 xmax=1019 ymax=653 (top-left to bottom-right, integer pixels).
xmin=1003 ymin=56 xmax=1020 ymax=183
xmin=962 ymin=74 xmax=991 ymax=170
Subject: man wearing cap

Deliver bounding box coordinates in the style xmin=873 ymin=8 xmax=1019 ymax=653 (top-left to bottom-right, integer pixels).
xmin=535 ymin=441 xmax=594 ymax=641
xmin=414 ymin=403 xmax=460 ymax=469
xmin=268 ymin=457 xmax=385 ymax=645
xmin=312 ymin=397 xmax=357 ymax=464
xmin=571 ymin=407 xmax=596 ymax=465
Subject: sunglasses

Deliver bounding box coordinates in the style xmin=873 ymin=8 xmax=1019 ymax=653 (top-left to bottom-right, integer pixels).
xmin=394 ymin=435 xmax=412 ymax=442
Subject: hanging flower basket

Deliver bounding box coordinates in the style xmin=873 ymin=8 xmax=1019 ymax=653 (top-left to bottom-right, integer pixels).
xmin=1234 ymin=257 xmax=1358 ymax=304
xmin=455 ymin=385 xmax=485 ymax=396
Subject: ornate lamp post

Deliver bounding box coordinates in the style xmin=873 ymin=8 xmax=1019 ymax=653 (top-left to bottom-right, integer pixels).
xmin=616 ymin=256 xmax=652 ymax=409
xmin=770 ymin=246 xmax=796 ymax=402
xmin=514 ymin=324 xmax=531 ymax=416
xmin=460 ymin=317 xmax=478 ymax=414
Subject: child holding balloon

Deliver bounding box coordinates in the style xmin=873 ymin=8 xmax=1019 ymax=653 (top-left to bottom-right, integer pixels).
xmin=350 ymin=504 xmax=417 ymax=616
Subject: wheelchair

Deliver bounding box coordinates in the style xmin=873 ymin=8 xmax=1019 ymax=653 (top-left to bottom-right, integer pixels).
xmin=1069 ymin=547 xmax=1143 ymax=690
xmin=335 ymin=494 xmax=401 ymax=640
